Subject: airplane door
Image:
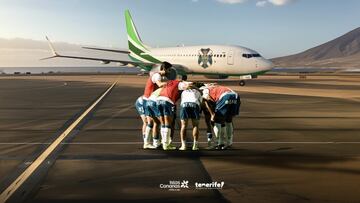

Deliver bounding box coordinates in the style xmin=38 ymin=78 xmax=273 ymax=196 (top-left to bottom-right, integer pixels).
xmin=227 ymin=50 xmax=234 ymax=65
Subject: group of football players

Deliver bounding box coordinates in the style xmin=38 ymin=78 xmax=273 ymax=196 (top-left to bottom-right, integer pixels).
xmin=135 ymin=62 xmax=240 ymax=151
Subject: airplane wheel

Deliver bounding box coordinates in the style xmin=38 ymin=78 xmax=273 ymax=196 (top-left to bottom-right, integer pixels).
xmin=239 ymin=80 xmax=246 ymax=86
xmin=181 ymin=75 xmax=188 ymax=81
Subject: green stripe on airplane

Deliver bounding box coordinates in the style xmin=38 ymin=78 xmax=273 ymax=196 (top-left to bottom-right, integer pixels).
xmin=125 ymin=10 xmax=147 ymax=51
xmin=128 ymin=41 xmax=161 ymax=63
xmin=128 ymin=55 xmax=152 ymax=71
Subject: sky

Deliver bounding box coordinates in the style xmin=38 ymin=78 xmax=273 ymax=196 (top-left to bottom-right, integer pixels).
xmin=0 ymin=0 xmax=360 ymax=58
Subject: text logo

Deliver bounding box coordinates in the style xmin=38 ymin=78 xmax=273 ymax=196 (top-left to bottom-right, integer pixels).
xmin=195 ymin=181 xmax=225 ymax=190
xmin=160 ymin=180 xmax=190 ymax=191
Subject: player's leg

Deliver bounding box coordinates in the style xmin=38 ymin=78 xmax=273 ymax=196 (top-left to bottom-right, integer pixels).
xmin=140 ymin=115 xmax=147 ymax=139
xmin=224 ymin=94 xmax=240 ymax=149
xmin=152 ymin=117 xmax=161 ymax=148
xmin=135 ymin=98 xmax=148 ymax=144
xmin=213 ymin=101 xmax=226 ymax=149
xmin=150 ymin=101 xmax=161 ymax=148
xmin=179 ymin=119 xmax=188 ymax=150
xmin=224 ymin=116 xmax=233 ymax=149
xmin=162 ymin=102 xmax=176 ymax=150
xmin=179 ymin=104 xmax=188 ymax=150
xmin=144 ymin=116 xmax=155 ymax=149
xmin=157 ymin=101 xmax=167 ymax=149
xmin=203 ymin=110 xmax=213 ymax=147
xmin=191 ymin=118 xmax=200 ymax=151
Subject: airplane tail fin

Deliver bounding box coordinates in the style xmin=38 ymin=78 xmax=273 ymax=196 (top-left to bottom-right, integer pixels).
xmin=125 ymin=10 xmax=163 ymax=65
xmin=125 ymin=10 xmax=151 ymax=54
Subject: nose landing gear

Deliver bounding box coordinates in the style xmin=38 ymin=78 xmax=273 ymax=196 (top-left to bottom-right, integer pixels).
xmin=239 ymin=80 xmax=246 ymax=86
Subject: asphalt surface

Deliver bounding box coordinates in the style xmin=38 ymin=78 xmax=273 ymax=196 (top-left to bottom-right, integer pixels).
xmin=0 ymin=74 xmax=360 ymax=203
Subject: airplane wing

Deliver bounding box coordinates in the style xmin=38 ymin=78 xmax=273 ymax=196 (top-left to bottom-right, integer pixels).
xmin=41 ymin=37 xmax=194 ymax=76
xmin=41 ymin=37 xmax=153 ymax=67
xmin=82 ymin=46 xmax=130 ymax=54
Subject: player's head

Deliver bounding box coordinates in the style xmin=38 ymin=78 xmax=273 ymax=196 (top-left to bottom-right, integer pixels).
xmin=160 ymin=61 xmax=172 ymax=75
xmin=193 ymin=82 xmax=205 ymax=89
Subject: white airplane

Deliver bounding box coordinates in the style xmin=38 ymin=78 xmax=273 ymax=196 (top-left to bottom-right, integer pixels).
xmin=43 ymin=10 xmax=273 ymax=86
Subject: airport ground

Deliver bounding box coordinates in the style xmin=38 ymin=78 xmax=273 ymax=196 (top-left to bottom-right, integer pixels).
xmin=0 ymin=73 xmax=360 ymax=203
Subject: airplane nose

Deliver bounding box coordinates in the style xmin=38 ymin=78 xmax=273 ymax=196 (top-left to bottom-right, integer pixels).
xmin=259 ymin=59 xmax=274 ymax=71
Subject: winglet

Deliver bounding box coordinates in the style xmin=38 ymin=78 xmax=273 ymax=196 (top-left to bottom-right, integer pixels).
xmin=45 ymin=36 xmax=58 ymax=56
xmin=40 ymin=36 xmax=60 ymax=61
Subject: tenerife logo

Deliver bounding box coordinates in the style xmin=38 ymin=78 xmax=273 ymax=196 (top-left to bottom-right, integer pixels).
xmin=195 ymin=181 xmax=225 ymax=190
xmin=198 ymin=48 xmax=213 ymax=69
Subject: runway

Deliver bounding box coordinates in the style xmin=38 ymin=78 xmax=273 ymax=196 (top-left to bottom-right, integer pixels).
xmin=0 ymin=74 xmax=360 ymax=202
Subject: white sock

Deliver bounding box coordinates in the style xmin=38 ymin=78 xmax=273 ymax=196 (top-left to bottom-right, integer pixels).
xmin=144 ymin=126 xmax=152 ymax=144
xmin=225 ymin=122 xmax=234 ymax=146
xmin=193 ymin=140 xmax=198 ymax=146
xmin=160 ymin=127 xmax=166 ymax=145
xmin=153 ymin=138 xmax=160 ymax=147
xmin=214 ymin=123 xmax=222 ymax=145
xmin=163 ymin=127 xmax=171 ymax=145
xmin=181 ymin=140 xmax=186 ymax=147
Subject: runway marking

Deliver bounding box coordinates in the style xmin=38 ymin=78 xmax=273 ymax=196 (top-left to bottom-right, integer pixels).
xmin=86 ymin=104 xmax=134 ymax=129
xmin=0 ymin=81 xmax=117 ymax=203
xmin=2 ymin=141 xmax=360 ymax=145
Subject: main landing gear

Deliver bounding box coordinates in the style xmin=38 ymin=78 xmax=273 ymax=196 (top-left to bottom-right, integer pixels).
xmin=239 ymin=80 xmax=246 ymax=86
xmin=239 ymin=75 xmax=254 ymax=86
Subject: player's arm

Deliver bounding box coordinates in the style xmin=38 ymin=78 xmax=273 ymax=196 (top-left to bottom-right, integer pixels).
xmin=204 ymin=100 xmax=215 ymax=120
xmin=202 ymin=89 xmax=215 ymax=120
xmin=155 ymin=81 xmax=167 ymax=87
xmin=178 ymin=81 xmax=192 ymax=90
xmin=152 ymin=73 xmax=167 ymax=87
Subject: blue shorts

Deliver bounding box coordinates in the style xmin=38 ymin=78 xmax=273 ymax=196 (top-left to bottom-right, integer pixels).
xmin=135 ymin=97 xmax=145 ymax=116
xmin=144 ymin=100 xmax=159 ymax=117
xmin=157 ymin=100 xmax=175 ymax=117
xmin=215 ymin=93 xmax=241 ymax=122
xmin=180 ymin=103 xmax=200 ymax=120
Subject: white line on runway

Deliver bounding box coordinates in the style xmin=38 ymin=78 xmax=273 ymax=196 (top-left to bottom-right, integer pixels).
xmin=2 ymin=141 xmax=360 ymax=145
xmin=0 ymin=81 xmax=117 ymax=203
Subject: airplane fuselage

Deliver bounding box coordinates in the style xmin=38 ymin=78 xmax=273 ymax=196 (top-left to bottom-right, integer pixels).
xmin=130 ymin=45 xmax=273 ymax=77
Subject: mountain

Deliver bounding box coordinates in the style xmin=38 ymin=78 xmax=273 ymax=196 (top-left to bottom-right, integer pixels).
xmin=272 ymin=27 xmax=360 ymax=68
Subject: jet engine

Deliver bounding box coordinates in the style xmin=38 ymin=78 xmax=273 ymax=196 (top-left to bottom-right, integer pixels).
xmin=204 ymin=75 xmax=229 ymax=79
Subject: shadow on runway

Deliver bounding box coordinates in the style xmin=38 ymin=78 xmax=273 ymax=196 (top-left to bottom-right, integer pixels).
xmin=57 ymin=148 xmax=360 ymax=176
xmin=29 ymin=196 xmax=229 ymax=203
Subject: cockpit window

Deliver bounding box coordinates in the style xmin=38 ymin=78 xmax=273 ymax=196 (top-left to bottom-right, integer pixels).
xmin=242 ymin=53 xmax=261 ymax=58
xmin=242 ymin=54 xmax=250 ymax=58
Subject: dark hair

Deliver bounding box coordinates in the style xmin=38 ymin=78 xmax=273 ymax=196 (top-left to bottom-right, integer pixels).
xmin=160 ymin=61 xmax=172 ymax=71
xmin=193 ymin=82 xmax=205 ymax=88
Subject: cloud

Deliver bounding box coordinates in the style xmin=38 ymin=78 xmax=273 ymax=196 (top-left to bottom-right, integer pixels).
xmin=217 ymin=0 xmax=296 ymax=6
xmin=256 ymin=0 xmax=268 ymax=7
xmin=268 ymin=0 xmax=294 ymax=6
xmin=216 ymin=0 xmax=248 ymax=4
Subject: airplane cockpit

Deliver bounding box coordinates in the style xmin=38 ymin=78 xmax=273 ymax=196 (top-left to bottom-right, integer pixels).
xmin=242 ymin=53 xmax=262 ymax=58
